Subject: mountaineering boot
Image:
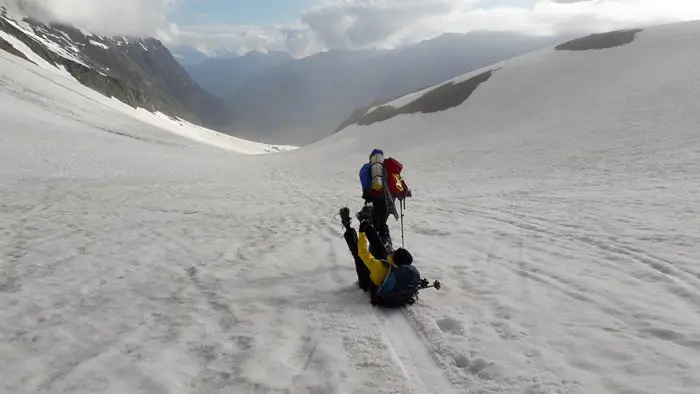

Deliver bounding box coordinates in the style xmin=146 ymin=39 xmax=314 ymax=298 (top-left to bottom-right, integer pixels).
xmin=339 ymin=207 xmax=352 ymax=229
xmin=341 ymin=207 xmax=371 ymax=292
xmin=356 ymin=204 xmax=373 ymax=223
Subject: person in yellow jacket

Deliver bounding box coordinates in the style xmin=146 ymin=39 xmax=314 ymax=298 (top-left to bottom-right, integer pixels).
xmin=340 ymin=207 xmax=421 ymax=307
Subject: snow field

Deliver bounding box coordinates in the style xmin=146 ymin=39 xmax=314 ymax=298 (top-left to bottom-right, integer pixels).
xmin=311 ymin=20 xmax=700 ymax=393
xmin=1 ymin=19 xmax=700 ymax=394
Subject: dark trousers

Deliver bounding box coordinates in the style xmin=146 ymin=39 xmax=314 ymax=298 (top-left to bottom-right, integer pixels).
xmin=371 ymin=195 xmax=391 ymax=245
xmin=344 ymin=224 xmax=388 ymax=291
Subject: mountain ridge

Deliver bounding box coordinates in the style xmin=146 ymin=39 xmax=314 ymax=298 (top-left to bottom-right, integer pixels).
xmin=214 ymin=31 xmax=569 ymax=145
xmin=337 ymin=27 xmax=649 ymax=131
xmin=0 ymin=4 xmax=226 ymax=129
xmin=183 ymin=50 xmax=294 ymax=97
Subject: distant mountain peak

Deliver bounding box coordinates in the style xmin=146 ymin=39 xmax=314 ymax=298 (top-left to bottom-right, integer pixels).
xmin=181 ymin=50 xmax=294 ymax=96
xmin=0 ymin=6 xmax=225 ymax=129
xmin=215 ymin=31 xmax=566 ymax=145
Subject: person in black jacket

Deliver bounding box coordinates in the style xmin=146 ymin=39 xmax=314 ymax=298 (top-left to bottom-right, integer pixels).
xmin=339 ymin=207 xmax=422 ymax=308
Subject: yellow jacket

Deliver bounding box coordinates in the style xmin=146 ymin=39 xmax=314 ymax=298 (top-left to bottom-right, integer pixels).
xmin=357 ymin=231 xmax=398 ymax=287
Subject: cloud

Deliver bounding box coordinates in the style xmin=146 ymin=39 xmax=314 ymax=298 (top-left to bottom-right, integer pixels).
xmin=5 ymin=0 xmax=178 ymax=40
xmin=8 ymin=0 xmax=700 ymax=57
xmin=176 ymin=0 xmax=480 ymax=57
xmin=174 ymin=0 xmax=700 ymax=58
xmin=173 ymin=23 xmax=296 ymax=56
xmin=529 ymin=0 xmax=700 ymax=34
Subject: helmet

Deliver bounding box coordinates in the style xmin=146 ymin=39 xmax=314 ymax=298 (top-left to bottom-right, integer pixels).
xmin=392 ymin=248 xmax=413 ymax=266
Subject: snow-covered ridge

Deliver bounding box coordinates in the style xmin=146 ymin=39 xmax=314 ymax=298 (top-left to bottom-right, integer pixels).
xmin=0 ymin=26 xmax=72 ymax=77
xmin=0 ymin=7 xmax=88 ymax=67
xmin=0 ymin=4 xmax=232 ymax=139
xmin=0 ymin=5 xmax=295 ymax=154
xmin=0 ymin=49 xmax=295 ymax=154
xmin=89 ymin=40 xmax=108 ymax=50
xmin=340 ymin=27 xmax=647 ymax=130
xmin=0 ymin=6 xmax=157 ymax=74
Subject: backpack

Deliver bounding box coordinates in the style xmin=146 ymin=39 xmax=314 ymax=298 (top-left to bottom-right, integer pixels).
xmin=360 ymin=149 xmax=384 ymax=193
xmin=370 ymin=150 xmax=385 ymax=193
xmin=375 ymin=264 xmax=422 ymax=307
xmin=360 ymin=153 xmax=407 ymax=199
xmin=383 ymin=157 xmax=407 ymax=199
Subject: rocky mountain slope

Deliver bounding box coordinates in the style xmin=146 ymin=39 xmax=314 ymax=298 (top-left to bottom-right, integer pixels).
xmin=0 ymin=4 xmax=226 ymax=128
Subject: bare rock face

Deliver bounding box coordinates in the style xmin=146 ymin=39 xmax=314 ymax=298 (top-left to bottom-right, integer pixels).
xmin=345 ymin=69 xmax=495 ymax=128
xmin=556 ymin=29 xmax=643 ymax=51
xmin=0 ymin=35 xmax=28 ymax=61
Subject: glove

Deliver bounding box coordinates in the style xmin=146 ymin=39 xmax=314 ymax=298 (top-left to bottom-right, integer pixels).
xmin=359 ymin=219 xmax=372 ymax=233
xmin=405 ymin=189 xmax=412 ymax=198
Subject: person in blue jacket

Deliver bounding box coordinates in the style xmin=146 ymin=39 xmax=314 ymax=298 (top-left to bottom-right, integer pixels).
xmin=358 ymin=148 xmax=411 ymax=251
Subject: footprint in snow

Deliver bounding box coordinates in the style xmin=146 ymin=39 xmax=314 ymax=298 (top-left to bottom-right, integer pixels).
xmin=454 ymin=354 xmax=470 ymax=368
xmin=454 ymin=355 xmax=498 ymax=378
xmin=437 ymin=317 xmax=465 ymax=335
xmin=468 ymin=358 xmax=490 ymax=374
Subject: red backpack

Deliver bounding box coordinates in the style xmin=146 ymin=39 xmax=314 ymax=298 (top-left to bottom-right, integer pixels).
xmin=383 ymin=157 xmax=408 ymax=199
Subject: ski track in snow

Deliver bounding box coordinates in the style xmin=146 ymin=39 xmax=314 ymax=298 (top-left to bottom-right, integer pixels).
xmin=378 ymin=309 xmax=458 ymax=394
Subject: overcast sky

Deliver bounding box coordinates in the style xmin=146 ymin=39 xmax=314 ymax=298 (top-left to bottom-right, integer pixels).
xmin=8 ymin=0 xmax=700 ymax=58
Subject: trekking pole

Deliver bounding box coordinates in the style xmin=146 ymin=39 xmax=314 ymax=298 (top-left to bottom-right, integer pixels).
xmin=400 ymin=198 xmax=405 ymax=248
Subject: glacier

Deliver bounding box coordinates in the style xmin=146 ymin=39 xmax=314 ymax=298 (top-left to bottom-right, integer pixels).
xmin=1 ymin=19 xmax=700 ymax=394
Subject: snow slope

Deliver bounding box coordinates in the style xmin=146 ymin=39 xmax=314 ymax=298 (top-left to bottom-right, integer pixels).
xmin=2 ymin=20 xmax=700 ymax=394
xmin=0 ymin=50 xmax=294 ymax=154
xmin=0 ymin=28 xmax=72 ymax=77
